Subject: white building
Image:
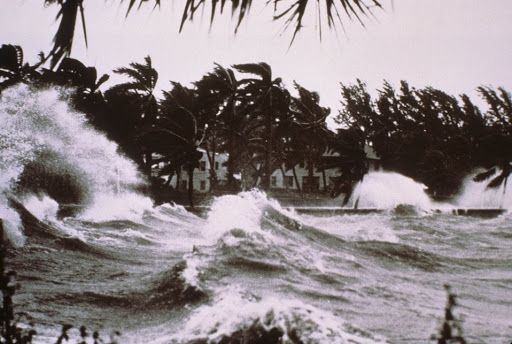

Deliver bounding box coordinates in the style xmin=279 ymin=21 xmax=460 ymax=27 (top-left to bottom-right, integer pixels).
xmin=158 ymin=145 xmax=380 ymax=193
xmin=167 ymin=149 xmax=229 ymax=193
xmin=269 ymin=145 xmax=381 ymax=192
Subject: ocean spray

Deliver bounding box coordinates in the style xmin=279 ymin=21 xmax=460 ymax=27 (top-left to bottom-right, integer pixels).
xmin=0 ymin=84 xmax=149 ymax=230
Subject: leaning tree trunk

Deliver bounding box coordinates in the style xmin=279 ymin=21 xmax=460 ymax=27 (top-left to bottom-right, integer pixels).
xmin=187 ymin=165 xmax=195 ymax=208
xmin=322 ymin=170 xmax=327 ymax=193
xmin=292 ymin=166 xmax=301 ymax=193
xmin=279 ymin=165 xmax=287 ymax=189
xmin=176 ymin=167 xmax=182 ymax=192
xmin=205 ymin=146 xmax=217 ymax=194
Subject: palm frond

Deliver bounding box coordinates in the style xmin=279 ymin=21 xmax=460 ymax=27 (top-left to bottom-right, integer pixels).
xmin=180 ymin=0 xmax=253 ymax=33
xmin=487 ymin=173 xmax=506 ymax=189
xmin=122 ymin=0 xmax=161 ymax=17
xmin=473 ymin=167 xmax=496 ymax=183
xmin=233 ymin=62 xmax=271 ymax=82
xmin=46 ymin=0 xmax=88 ymax=69
xmin=106 ymin=82 xmax=148 ymax=95
xmin=0 ymin=44 xmax=23 ymax=73
xmin=178 ymin=1 xmax=382 ymax=45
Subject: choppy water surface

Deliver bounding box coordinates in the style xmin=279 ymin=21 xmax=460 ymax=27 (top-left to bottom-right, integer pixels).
xmin=1 ymin=85 xmax=512 ymax=344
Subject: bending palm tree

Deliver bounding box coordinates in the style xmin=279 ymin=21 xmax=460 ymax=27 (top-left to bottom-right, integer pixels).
xmin=194 ymin=63 xmax=240 ymax=191
xmin=234 ymin=62 xmax=290 ymax=190
xmin=105 ymin=56 xmax=159 ymax=179
xmin=153 ymin=82 xmax=206 ymax=208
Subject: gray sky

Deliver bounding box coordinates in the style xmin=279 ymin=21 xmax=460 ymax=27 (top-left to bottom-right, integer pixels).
xmin=2 ymin=1 xmax=512 ymax=120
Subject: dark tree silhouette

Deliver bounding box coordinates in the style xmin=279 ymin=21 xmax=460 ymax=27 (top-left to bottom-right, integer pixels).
xmin=105 ymin=56 xmax=159 ymax=179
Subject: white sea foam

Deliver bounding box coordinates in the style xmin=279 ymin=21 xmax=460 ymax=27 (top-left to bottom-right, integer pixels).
xmin=78 ymin=192 xmax=154 ymax=222
xmin=302 ymin=213 xmax=400 ymax=243
xmin=167 ymin=285 xmax=387 ymax=344
xmin=348 ymin=171 xmax=433 ymax=210
xmin=0 ymin=195 xmax=25 ymax=247
xmin=22 ymin=195 xmax=59 ymax=221
xmin=203 ymin=190 xmax=272 ymax=242
xmin=456 ymin=168 xmax=512 ymax=209
xmin=0 ymin=85 xmax=150 ymax=227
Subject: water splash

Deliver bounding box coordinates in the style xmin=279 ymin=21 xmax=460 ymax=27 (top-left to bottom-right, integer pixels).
xmin=203 ymin=190 xmax=283 ymax=241
xmin=347 ymin=172 xmax=433 ymax=210
xmin=0 ymin=195 xmax=25 ymax=247
xmin=0 ymin=84 xmax=149 ymax=228
xmin=455 ymin=169 xmax=512 ymax=209
xmin=168 ymin=285 xmax=387 ymax=344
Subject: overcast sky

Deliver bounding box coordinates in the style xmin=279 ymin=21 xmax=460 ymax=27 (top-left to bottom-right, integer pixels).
xmin=2 ymin=1 xmax=512 ymax=121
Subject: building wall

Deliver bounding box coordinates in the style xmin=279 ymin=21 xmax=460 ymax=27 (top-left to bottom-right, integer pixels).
xmin=269 ymin=146 xmax=382 ymax=191
xmin=162 ymin=146 xmax=381 ymax=193
xmin=168 ymin=150 xmax=229 ymax=193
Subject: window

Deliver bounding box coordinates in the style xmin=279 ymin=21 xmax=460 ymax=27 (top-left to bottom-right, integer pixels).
xmin=215 ymin=161 xmax=219 ymax=170
xmin=285 ymin=176 xmax=294 ymax=188
xmin=199 ymin=161 xmax=206 ymax=171
xmin=200 ymin=180 xmax=206 ymax=190
xmin=271 ymin=176 xmax=277 ymax=187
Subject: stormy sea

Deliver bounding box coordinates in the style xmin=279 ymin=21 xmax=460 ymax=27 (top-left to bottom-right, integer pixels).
xmin=1 ymin=85 xmax=511 ymax=344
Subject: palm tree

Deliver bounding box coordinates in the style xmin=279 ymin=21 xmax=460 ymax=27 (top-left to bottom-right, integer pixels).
xmin=471 ymin=86 xmax=512 ymax=200
xmin=151 ymin=82 xmax=206 ymax=208
xmin=289 ymin=81 xmax=331 ymax=192
xmin=43 ymin=0 xmax=88 ymax=69
xmin=0 ymin=44 xmax=25 ymax=91
xmin=193 ymin=63 xmax=239 ymax=191
xmin=41 ymin=0 xmax=384 ymax=71
xmin=0 ymin=44 xmax=44 ymax=91
xmin=233 ymin=62 xmax=290 ymax=190
xmin=105 ymin=56 xmax=158 ymax=179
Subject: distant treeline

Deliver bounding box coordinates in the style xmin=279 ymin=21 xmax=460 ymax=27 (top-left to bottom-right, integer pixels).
xmin=338 ymin=79 xmax=512 ymax=199
xmin=1 ymin=43 xmax=510 ymax=205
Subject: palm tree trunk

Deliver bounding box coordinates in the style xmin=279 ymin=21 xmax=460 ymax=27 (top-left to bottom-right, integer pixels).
xmin=176 ymin=167 xmax=181 ymax=192
xmin=501 ymin=176 xmax=508 ymax=209
xmin=307 ymin=151 xmax=315 ymax=193
xmin=227 ymin=131 xmax=236 ymax=191
xmin=322 ymin=170 xmax=327 ymax=193
xmin=264 ymin=102 xmax=273 ymax=191
xmin=292 ymin=166 xmax=301 ymax=193
xmin=205 ymin=146 xmax=217 ymax=193
xmin=187 ymin=164 xmax=195 ymax=208
xmin=279 ymin=165 xmax=287 ymax=189
xmin=145 ymin=152 xmax=153 ymax=195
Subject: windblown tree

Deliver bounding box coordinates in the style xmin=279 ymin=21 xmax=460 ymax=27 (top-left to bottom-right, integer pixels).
xmin=194 ymin=63 xmax=239 ymax=192
xmin=104 ymin=56 xmax=158 ymax=179
xmin=154 ymin=82 xmax=206 ymax=208
xmin=336 ymin=79 xmax=503 ymax=200
xmin=472 ymin=86 xmax=512 ymax=195
xmin=287 ymin=82 xmax=331 ymax=192
xmin=234 ymin=62 xmax=291 ymax=190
